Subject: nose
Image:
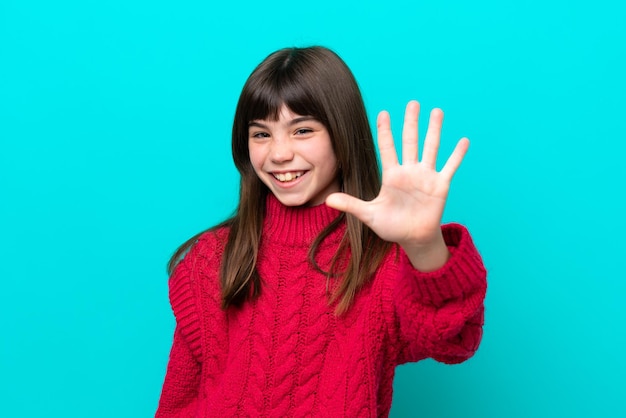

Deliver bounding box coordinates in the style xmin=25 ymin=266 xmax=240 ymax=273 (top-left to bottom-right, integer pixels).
xmin=270 ymin=136 xmax=294 ymax=163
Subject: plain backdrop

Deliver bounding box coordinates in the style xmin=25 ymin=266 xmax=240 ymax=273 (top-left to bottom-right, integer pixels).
xmin=1 ymin=0 xmax=624 ymax=416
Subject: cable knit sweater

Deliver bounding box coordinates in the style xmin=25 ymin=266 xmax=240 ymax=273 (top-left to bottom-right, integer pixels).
xmin=156 ymin=195 xmax=487 ymax=418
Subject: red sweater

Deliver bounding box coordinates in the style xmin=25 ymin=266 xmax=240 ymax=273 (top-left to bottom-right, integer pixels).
xmin=156 ymin=195 xmax=487 ymax=417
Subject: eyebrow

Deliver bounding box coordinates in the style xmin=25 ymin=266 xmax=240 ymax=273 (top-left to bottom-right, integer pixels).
xmin=248 ymin=116 xmax=318 ymax=129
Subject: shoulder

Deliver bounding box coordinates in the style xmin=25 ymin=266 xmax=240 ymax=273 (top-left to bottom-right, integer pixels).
xmin=182 ymin=226 xmax=230 ymax=269
xmin=173 ymin=224 xmax=231 ymax=274
xmin=169 ymin=226 xmax=230 ymax=301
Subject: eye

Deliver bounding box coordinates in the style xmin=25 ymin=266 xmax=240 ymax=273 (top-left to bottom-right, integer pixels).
xmin=251 ymin=131 xmax=270 ymax=139
xmin=295 ymin=128 xmax=313 ymax=135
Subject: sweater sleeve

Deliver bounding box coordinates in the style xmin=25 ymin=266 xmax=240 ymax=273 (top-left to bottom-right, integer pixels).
xmin=155 ymin=327 xmax=201 ymax=417
xmin=156 ymin=234 xmax=219 ymax=417
xmin=391 ymin=223 xmax=487 ymax=365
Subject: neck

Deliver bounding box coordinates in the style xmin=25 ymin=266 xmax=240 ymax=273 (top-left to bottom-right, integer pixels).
xmin=262 ymin=193 xmax=343 ymax=246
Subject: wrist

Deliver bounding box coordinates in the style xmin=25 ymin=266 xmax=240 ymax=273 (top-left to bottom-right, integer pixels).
xmin=400 ymin=232 xmax=450 ymax=272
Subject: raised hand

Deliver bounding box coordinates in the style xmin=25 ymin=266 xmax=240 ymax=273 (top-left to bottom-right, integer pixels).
xmin=325 ymin=100 xmax=469 ymax=271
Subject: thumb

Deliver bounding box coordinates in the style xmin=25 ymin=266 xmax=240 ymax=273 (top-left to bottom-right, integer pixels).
xmin=325 ymin=192 xmax=371 ymax=223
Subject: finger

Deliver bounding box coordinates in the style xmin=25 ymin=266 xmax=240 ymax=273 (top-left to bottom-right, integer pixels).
xmin=401 ymin=100 xmax=420 ymax=164
xmin=440 ymin=137 xmax=470 ymax=181
xmin=325 ymin=192 xmax=373 ymax=225
xmin=376 ymin=111 xmax=399 ymax=169
xmin=421 ymin=108 xmax=443 ymax=169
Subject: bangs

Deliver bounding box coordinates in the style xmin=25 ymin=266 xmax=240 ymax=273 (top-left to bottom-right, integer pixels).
xmin=244 ymin=70 xmax=327 ymax=125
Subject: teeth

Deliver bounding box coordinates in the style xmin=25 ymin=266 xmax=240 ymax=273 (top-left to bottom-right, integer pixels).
xmin=273 ymin=171 xmax=303 ymax=182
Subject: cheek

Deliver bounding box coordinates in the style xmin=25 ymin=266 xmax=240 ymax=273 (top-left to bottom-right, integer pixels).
xmin=311 ymin=152 xmax=339 ymax=185
xmin=248 ymin=145 xmax=264 ymax=171
xmin=317 ymin=144 xmax=339 ymax=172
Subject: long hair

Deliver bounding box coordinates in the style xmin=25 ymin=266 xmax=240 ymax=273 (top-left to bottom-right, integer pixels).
xmin=168 ymin=46 xmax=392 ymax=314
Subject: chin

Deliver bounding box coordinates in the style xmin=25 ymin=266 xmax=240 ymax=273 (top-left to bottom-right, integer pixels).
xmin=274 ymin=194 xmax=311 ymax=207
xmin=271 ymin=189 xmax=326 ymax=207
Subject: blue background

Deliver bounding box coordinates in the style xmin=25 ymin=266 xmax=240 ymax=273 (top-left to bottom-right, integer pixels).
xmin=1 ymin=0 xmax=625 ymax=416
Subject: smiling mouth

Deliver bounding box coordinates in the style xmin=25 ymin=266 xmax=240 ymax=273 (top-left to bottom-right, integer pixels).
xmin=272 ymin=171 xmax=304 ymax=182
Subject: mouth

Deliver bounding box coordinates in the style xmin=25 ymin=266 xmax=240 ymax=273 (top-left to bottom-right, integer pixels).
xmin=271 ymin=171 xmax=305 ymax=183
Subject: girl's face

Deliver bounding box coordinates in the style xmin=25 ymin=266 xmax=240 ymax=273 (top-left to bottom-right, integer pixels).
xmin=248 ymin=105 xmax=340 ymax=207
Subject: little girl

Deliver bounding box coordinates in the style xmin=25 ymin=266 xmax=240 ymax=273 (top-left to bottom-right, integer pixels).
xmin=156 ymin=46 xmax=487 ymax=417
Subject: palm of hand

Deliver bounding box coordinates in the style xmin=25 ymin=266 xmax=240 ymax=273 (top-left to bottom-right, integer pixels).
xmin=372 ymin=161 xmax=449 ymax=245
xmin=326 ymin=100 xmax=468 ymax=248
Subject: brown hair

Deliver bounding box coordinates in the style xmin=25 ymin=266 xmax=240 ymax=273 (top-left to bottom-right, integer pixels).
xmin=168 ymin=46 xmax=392 ymax=314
